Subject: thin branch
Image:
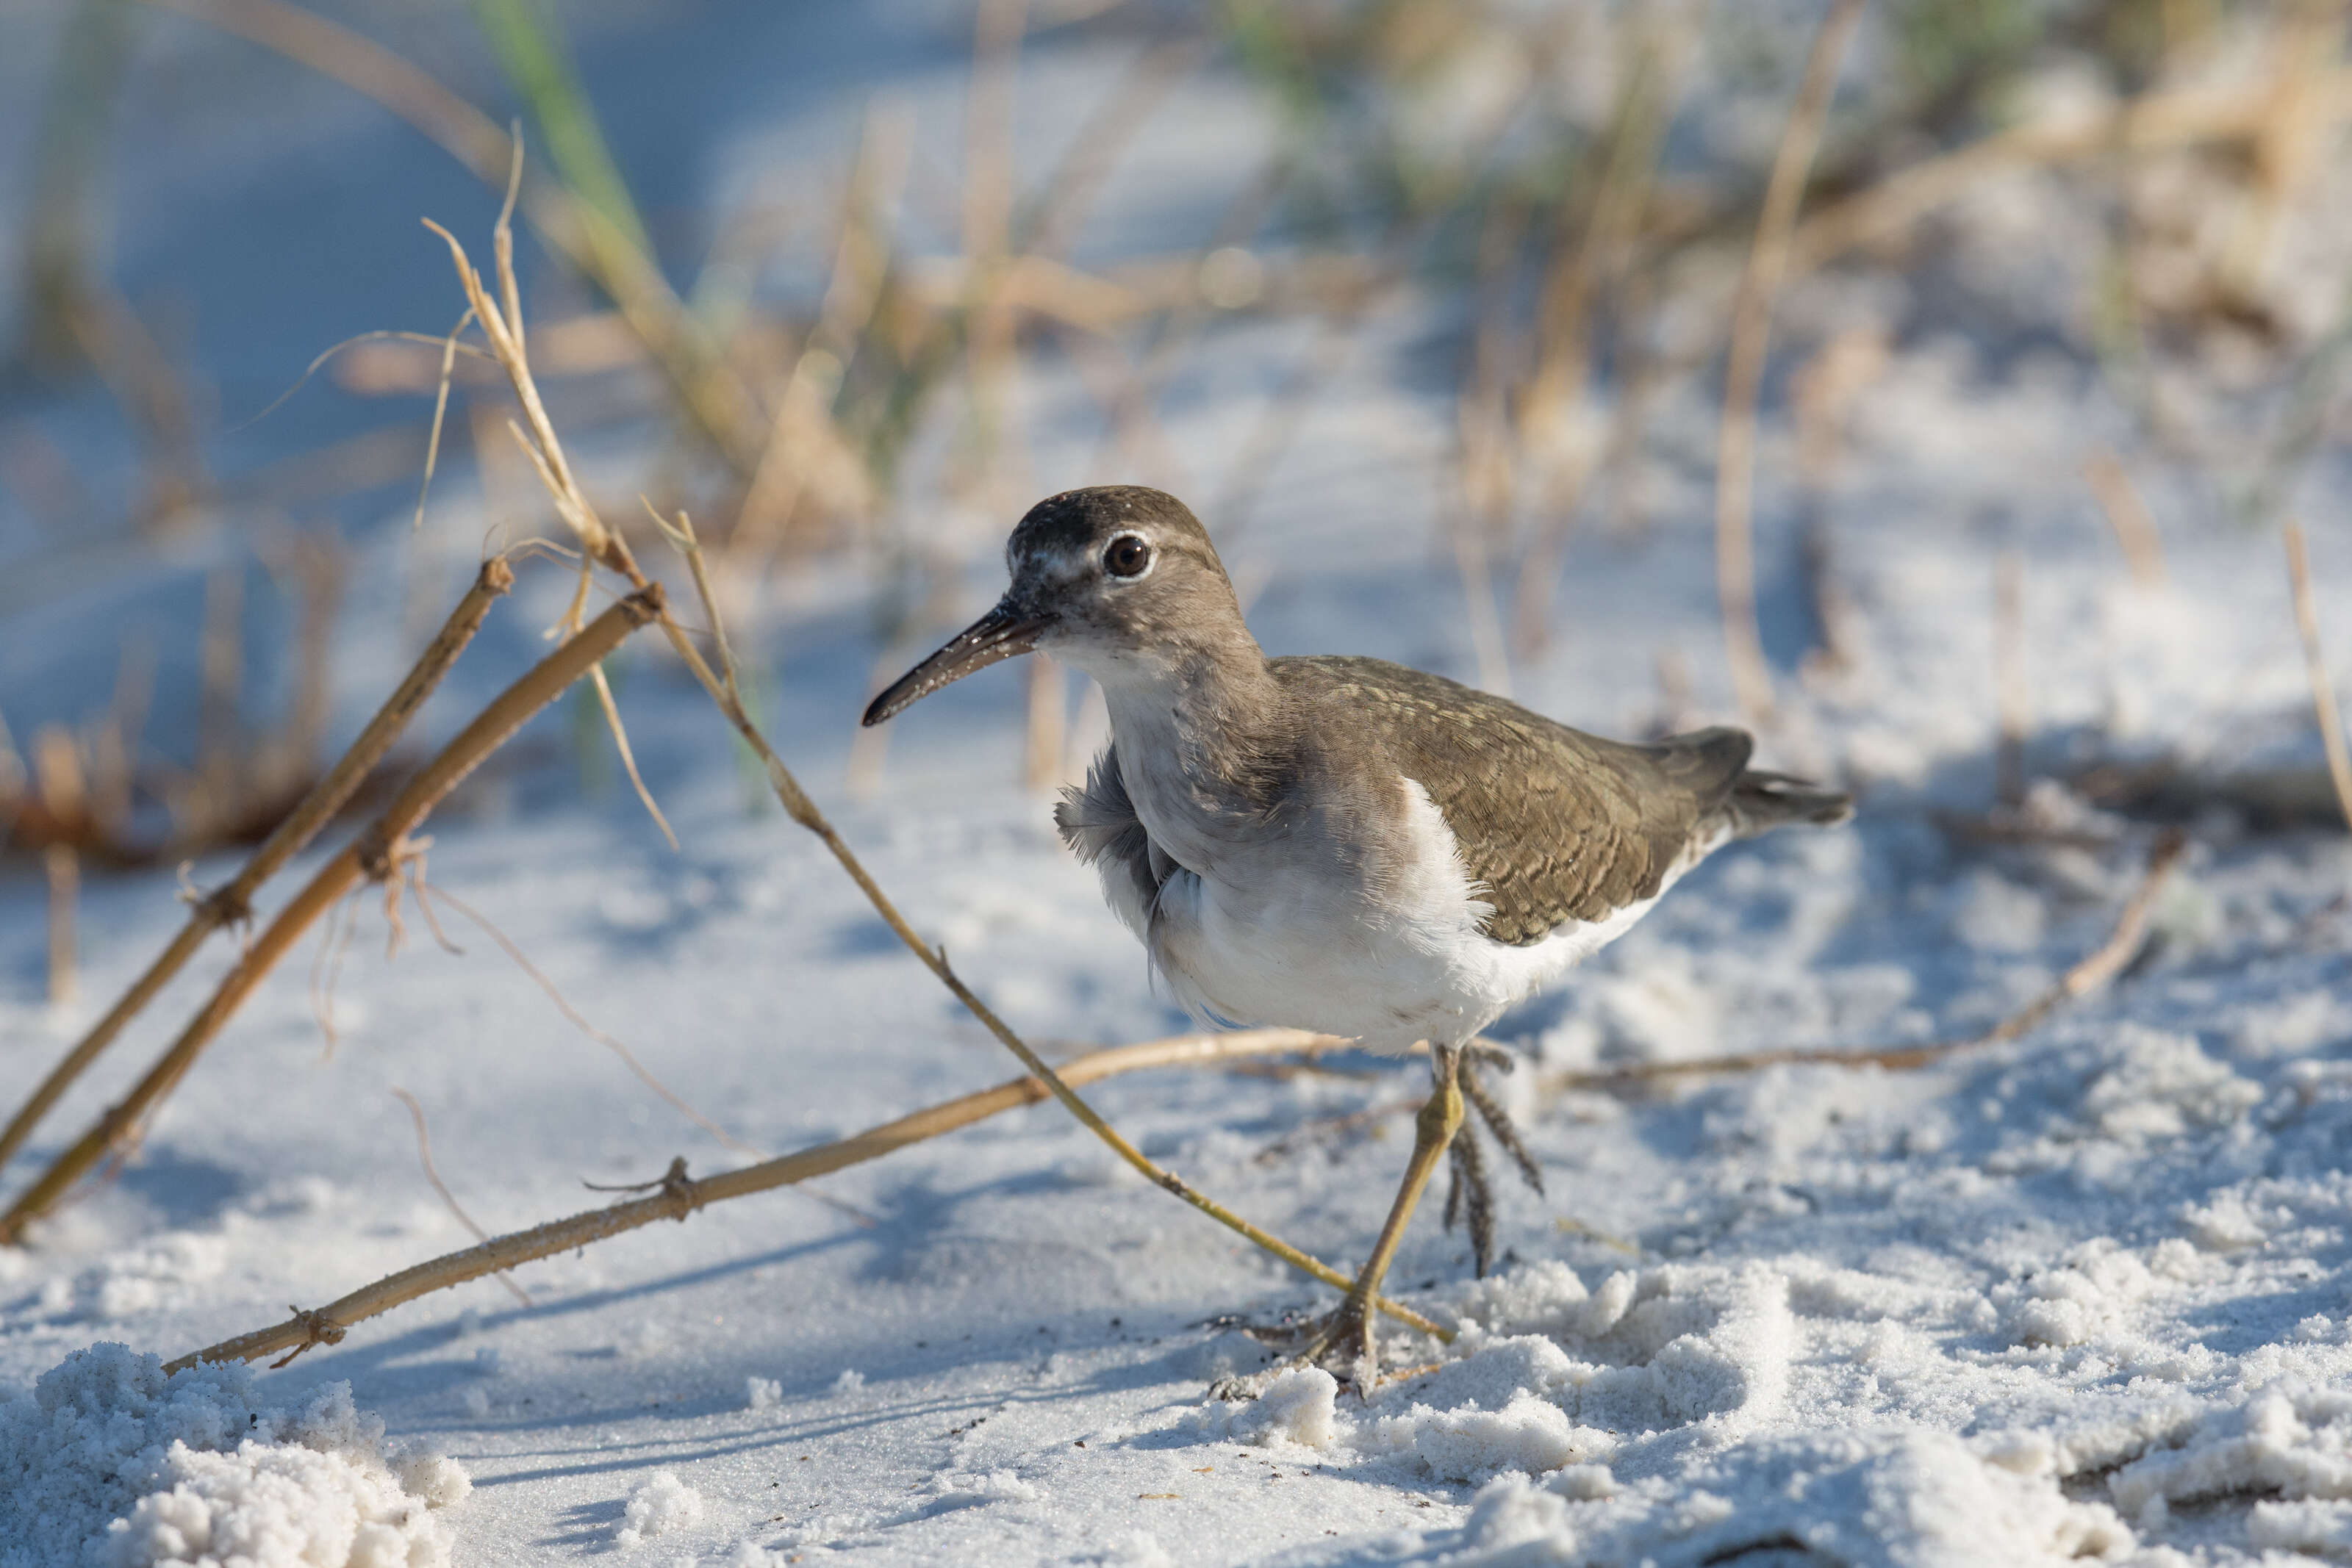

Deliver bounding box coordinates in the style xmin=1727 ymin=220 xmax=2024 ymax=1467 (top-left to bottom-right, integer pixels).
xmin=1995 ymin=550 xmax=2028 ymax=806
xmin=412 ymin=307 xmax=475 ymax=533
xmin=231 ymin=326 xmax=495 ymax=437
xmin=0 ymin=558 xmax=515 ymax=1182
xmin=169 ymin=1027 xmax=1349 ymax=1372
xmin=420 ymin=176 xmax=671 ymax=853
xmin=641 ymin=506 xmax=1446 ymax=1339
xmin=45 ymin=843 xmax=76 ymax=1009
xmin=1254 ymin=1097 xmax=1419 ymax=1168
xmin=1713 ymin=0 xmax=1864 ymax=730
xmin=389 ymin=1087 xmax=531 ymax=1307
xmin=0 ymin=586 xmax=662 ymax=1243
xmin=415 ymin=881 xmax=753 ymax=1159
xmin=1544 ymin=828 xmax=2186 ymax=1093
xmin=585 ymin=661 xmax=677 ymax=851
xmin=2083 ymin=451 xmax=2168 ymax=585
xmin=404 ymin=875 xmax=874 ymax=1229
xmin=641 ymin=505 xmax=739 ymax=708
xmin=730 ymin=105 xmax=907 ymax=559
xmin=134 ymin=0 xmax=764 ymax=475
xmin=1789 ymin=68 xmax=2352 ymax=275
xmin=159 ymin=822 xmax=2184 ymax=1373
xmin=308 ymin=886 xmax=359 ymax=1061
xmin=2284 ymin=522 xmax=2352 ymax=834
xmin=423 ymin=187 xmax=1449 ymax=1338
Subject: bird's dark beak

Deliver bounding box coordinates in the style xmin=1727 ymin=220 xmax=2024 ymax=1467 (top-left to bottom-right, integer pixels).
xmin=861 ymin=600 xmax=1051 ymax=727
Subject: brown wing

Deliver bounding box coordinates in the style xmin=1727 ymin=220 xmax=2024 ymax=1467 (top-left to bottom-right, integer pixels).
xmin=1273 ymin=657 xmax=1752 ymax=946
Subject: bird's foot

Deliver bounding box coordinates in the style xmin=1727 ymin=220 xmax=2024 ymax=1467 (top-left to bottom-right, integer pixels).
xmin=1444 ymin=1119 xmax=1496 ymax=1274
xmin=1277 ymin=1298 xmax=1381 ymax=1390
xmin=1303 ymin=1304 xmax=1379 ymax=1385
xmin=1202 ymin=1296 xmax=1383 ymax=1398
xmin=1441 ymin=1056 xmax=1547 ymax=1277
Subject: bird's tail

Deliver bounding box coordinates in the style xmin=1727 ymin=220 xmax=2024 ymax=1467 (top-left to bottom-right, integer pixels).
xmin=1723 ymin=770 xmax=1853 ymax=837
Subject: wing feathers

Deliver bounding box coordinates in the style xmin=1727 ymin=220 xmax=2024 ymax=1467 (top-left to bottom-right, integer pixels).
xmin=1274 ymin=659 xmax=1753 ymax=945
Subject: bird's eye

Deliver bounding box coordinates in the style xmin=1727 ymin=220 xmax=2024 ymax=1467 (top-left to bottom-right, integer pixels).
xmin=1103 ymin=534 xmax=1152 ymax=578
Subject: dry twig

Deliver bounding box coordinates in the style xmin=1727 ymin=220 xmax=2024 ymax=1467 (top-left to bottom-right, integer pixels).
xmin=34 ymin=730 xmax=83 ymax=1007
xmin=639 ymin=505 xmax=1444 ymax=1335
xmin=0 ymin=585 xmax=662 ymax=1243
xmin=1995 ymin=550 xmax=2028 ymax=807
xmin=165 ymin=810 xmax=2176 ymax=1375
xmin=412 ymin=309 xmax=475 ymax=534
xmin=1713 ymin=0 xmax=1864 ymax=730
xmin=0 ymin=559 xmax=517 ymax=1182
xmin=2083 ymin=452 xmax=2168 ymax=586
xmin=730 ymin=104 xmax=906 ymax=557
xmin=307 ymin=888 xmax=362 ymax=1059
xmin=1544 ymin=828 xmax=2186 ymax=1095
xmin=170 ymin=1027 xmax=1347 ymax=1371
xmin=2284 ymin=522 xmax=2352 ymax=835
xmin=414 ymin=880 xmax=756 ymax=1160
xmin=44 ymin=841 xmax=76 ymax=1010
xmin=388 ymin=1087 xmax=530 ymax=1307
xmin=1512 ymin=30 xmax=1682 ymax=657
xmin=422 ymin=174 xmax=1443 ymax=1335
xmin=135 ymin=0 xmax=764 ymax=475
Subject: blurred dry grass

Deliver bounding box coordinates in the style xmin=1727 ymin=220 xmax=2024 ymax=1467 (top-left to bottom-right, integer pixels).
xmin=7 ymin=0 xmax=2352 ymax=913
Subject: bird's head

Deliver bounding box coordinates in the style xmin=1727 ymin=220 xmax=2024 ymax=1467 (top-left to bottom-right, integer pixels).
xmin=862 ymin=485 xmax=1244 ymax=726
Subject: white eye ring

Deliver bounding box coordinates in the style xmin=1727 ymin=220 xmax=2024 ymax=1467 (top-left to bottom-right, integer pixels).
xmin=1102 ymin=533 xmax=1154 ymax=580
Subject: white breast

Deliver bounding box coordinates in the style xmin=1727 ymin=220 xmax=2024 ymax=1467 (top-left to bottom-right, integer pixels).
xmin=1144 ymin=778 xmax=1699 ymax=1054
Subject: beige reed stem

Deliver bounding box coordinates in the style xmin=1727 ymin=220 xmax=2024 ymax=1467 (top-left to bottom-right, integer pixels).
xmin=0 ymin=558 xmax=515 ymax=1180
xmin=169 ymin=1026 xmax=1342 ymax=1371
xmin=429 ymin=182 xmax=1450 ymax=1339
xmin=0 ymin=585 xmax=661 ymax=1243
xmin=1543 ymin=827 xmax=2184 ymax=1094
xmin=2284 ymin=522 xmax=2352 ymax=835
xmin=166 ymin=819 xmax=2185 ymax=1375
xmin=1713 ymin=0 xmax=1863 ymax=730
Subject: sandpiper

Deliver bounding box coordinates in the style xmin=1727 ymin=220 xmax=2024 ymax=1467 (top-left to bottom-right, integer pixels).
xmin=864 ymin=485 xmax=1850 ymax=1379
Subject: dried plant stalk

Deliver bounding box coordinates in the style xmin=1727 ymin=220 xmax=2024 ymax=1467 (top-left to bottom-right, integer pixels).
xmin=1512 ymin=32 xmax=1679 ymax=657
xmin=2083 ymin=452 xmax=2168 ymax=585
xmin=45 ymin=843 xmax=77 ymax=1008
xmin=168 ymin=821 xmax=2185 ymax=1373
xmin=168 ymin=1026 xmax=1345 ymax=1372
xmin=645 ymin=508 xmax=1446 ymax=1338
xmin=1713 ymin=0 xmax=1864 ymax=730
xmin=1790 ymin=68 xmax=2352 ymax=275
xmin=134 ymin=0 xmax=763 ymax=475
xmin=423 ymin=173 xmax=1444 ymax=1337
xmin=730 ymin=103 xmax=907 ymax=558
xmin=0 ymin=584 xmax=662 ymax=1243
xmin=1025 ymin=656 xmax=1066 ymax=791
xmin=0 ymin=558 xmax=516 ymax=1180
xmin=1546 ymin=828 xmax=2185 ymax=1093
xmin=389 ymin=1087 xmax=530 ymax=1307
xmin=584 ymin=661 xmax=676 ymax=850
xmin=1995 ymin=550 xmax=2028 ymax=806
xmin=415 ymin=880 xmax=753 ymax=1158
xmin=2284 ymin=522 xmax=2352 ymax=834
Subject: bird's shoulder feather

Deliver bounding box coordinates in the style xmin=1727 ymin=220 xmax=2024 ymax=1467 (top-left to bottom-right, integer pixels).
xmin=1271 ymin=655 xmax=1752 ymax=944
xmin=1053 ymin=743 xmax=1166 ymax=940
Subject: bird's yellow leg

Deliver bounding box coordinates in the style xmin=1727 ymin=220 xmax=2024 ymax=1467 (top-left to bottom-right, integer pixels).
xmin=1289 ymin=1043 xmax=1464 ymax=1382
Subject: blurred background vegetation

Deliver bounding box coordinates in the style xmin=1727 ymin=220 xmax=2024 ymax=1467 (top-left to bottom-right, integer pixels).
xmin=1 ymin=0 xmax=2348 ymax=955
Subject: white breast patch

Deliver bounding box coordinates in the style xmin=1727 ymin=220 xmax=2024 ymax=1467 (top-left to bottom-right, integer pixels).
xmin=1141 ymin=779 xmax=1702 ymax=1053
